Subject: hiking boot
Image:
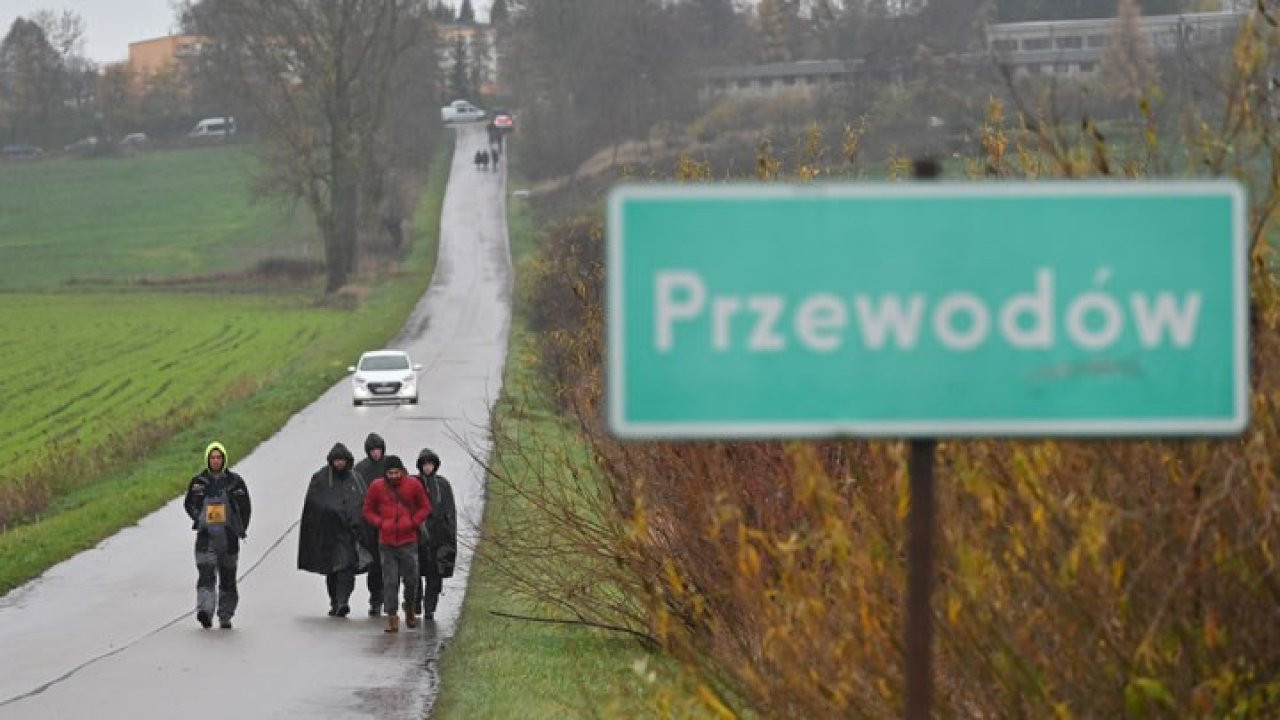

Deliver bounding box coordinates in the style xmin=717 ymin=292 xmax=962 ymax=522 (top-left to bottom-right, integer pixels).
xmin=403 ymin=602 xmax=418 ymax=629
xmin=368 ymin=603 xmax=382 ymax=617
xmin=218 ymin=617 xmax=233 ymax=629
xmin=423 ymin=612 xmax=434 ymax=621
xmin=384 ymin=613 xmax=399 ymax=633
xmin=196 ymin=611 xmax=212 ymax=629
xmin=327 ymin=606 xmax=338 ymax=617
xmin=336 ymin=605 xmax=350 ymax=618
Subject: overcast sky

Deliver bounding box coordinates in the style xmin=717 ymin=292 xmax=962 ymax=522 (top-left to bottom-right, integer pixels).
xmin=0 ymin=0 xmax=493 ymax=64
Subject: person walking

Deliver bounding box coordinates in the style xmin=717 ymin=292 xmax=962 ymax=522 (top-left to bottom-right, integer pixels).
xmin=183 ymin=441 xmax=251 ymax=629
xmin=354 ymin=432 xmax=389 ymax=616
xmin=297 ymin=443 xmax=373 ymax=617
xmin=362 ymin=455 xmax=431 ymax=633
xmin=413 ymin=448 xmax=456 ymax=621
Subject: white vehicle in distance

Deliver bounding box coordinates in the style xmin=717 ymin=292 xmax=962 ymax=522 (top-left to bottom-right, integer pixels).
xmin=440 ymin=99 xmax=485 ymax=123
xmin=188 ymin=116 xmax=236 ymax=139
xmin=348 ymin=350 xmax=421 ymax=406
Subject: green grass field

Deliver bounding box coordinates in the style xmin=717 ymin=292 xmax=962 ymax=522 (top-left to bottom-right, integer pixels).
xmin=0 ymin=146 xmax=315 ymax=288
xmin=0 ymin=293 xmax=340 ymax=515
xmin=0 ymin=143 xmax=452 ymax=592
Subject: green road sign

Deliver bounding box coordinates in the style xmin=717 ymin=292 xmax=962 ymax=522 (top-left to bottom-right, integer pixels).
xmin=607 ymin=182 xmax=1248 ymax=439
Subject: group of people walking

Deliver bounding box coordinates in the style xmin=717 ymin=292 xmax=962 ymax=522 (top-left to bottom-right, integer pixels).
xmin=474 ymin=146 xmax=500 ymax=171
xmin=181 ymin=433 xmax=457 ymax=635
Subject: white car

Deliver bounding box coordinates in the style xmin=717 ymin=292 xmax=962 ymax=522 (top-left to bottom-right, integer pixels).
xmin=348 ymin=350 xmax=421 ymax=406
xmin=441 ymin=99 xmax=486 ymax=123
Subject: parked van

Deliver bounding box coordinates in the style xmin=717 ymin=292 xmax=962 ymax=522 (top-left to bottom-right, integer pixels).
xmin=188 ymin=117 xmax=237 ymax=139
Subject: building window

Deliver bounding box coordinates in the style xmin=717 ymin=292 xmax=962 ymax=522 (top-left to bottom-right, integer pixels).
xmin=993 ymin=39 xmax=1018 ymax=52
xmin=1055 ymin=36 xmax=1082 ymax=49
xmin=1023 ymin=37 xmax=1051 ymax=51
xmin=1079 ymin=61 xmax=1096 ymax=73
xmin=1087 ymin=34 xmax=1108 ymax=48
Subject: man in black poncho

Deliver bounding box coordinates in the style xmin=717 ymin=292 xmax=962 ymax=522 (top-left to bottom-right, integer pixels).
xmin=298 ymin=443 xmax=373 ymax=617
xmin=413 ymin=447 xmax=457 ymax=621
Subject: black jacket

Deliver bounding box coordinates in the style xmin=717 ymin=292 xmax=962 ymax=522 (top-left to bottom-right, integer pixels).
xmin=352 ymin=432 xmax=389 ymax=554
xmin=298 ymin=443 xmax=371 ymax=575
xmin=184 ymin=471 xmax=251 ymax=555
xmin=414 ymin=447 xmax=457 ymax=578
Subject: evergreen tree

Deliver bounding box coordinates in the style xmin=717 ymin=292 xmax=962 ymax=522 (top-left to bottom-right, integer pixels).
xmin=469 ymin=28 xmax=489 ymax=95
xmin=758 ymin=0 xmax=792 ymax=62
xmin=0 ymin=17 xmax=65 ymax=144
xmin=431 ymin=1 xmax=456 ymax=23
xmin=458 ymin=0 xmax=475 ymax=24
xmin=489 ymin=0 xmax=509 ymax=26
xmin=449 ymin=34 xmax=470 ymax=98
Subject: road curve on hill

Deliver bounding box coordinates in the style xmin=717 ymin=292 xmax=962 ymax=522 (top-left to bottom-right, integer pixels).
xmin=0 ymin=123 xmax=510 ymax=719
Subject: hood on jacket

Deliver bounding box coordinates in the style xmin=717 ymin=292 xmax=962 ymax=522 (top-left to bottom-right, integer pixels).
xmin=327 ymin=442 xmax=355 ymax=466
xmin=364 ymin=432 xmax=386 ymax=458
xmin=205 ymin=441 xmax=229 ymax=472
xmin=416 ymin=447 xmax=441 ymax=475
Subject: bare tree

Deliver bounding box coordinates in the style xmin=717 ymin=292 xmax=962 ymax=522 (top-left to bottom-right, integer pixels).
xmin=186 ymin=0 xmax=435 ymax=293
xmin=30 ymin=10 xmax=95 ymax=127
xmin=1100 ymin=0 xmax=1159 ymax=106
xmin=503 ymin=0 xmax=696 ymax=176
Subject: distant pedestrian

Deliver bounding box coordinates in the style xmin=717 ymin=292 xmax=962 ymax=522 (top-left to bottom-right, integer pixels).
xmin=474 ymin=149 xmax=487 ymax=170
xmin=412 ymin=448 xmax=456 ymax=621
xmin=183 ymin=441 xmax=251 ymax=630
xmin=490 ymin=144 xmax=501 ymax=170
xmin=362 ymin=455 xmax=431 ymax=633
xmin=298 ymin=443 xmax=374 ymax=618
xmin=354 ymin=433 xmax=390 ymax=616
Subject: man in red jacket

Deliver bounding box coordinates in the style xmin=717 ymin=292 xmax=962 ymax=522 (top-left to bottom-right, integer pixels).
xmin=362 ymin=455 xmax=431 ymax=633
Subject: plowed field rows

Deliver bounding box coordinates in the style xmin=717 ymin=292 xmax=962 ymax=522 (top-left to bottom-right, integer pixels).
xmin=0 ymin=293 xmax=336 ymax=490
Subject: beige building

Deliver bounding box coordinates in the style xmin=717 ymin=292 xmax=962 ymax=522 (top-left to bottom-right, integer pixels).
xmin=127 ymin=35 xmax=204 ymax=91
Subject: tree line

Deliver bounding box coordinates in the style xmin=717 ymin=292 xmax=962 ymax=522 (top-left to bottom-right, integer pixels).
xmin=498 ymin=0 xmax=1218 ymax=178
xmin=1 ymin=3 xmax=448 ymax=293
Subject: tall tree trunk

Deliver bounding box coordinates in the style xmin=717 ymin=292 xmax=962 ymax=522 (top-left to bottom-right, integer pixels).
xmin=327 ymin=129 xmax=359 ymax=293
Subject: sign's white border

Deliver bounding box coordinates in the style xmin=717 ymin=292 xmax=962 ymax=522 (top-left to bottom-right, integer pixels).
xmin=606 ymin=181 xmax=1249 ymax=439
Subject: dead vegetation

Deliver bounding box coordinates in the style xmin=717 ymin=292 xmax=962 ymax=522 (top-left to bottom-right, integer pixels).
xmin=480 ymin=12 xmax=1280 ymax=719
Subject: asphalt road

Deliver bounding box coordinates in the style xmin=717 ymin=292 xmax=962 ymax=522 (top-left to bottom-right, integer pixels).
xmin=0 ymin=123 xmax=511 ymax=719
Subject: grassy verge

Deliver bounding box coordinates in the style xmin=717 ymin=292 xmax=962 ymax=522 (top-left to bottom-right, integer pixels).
xmin=435 ymin=326 xmax=712 ymax=719
xmin=434 ymin=180 xmax=713 ymax=719
xmin=0 ymin=145 xmax=453 ymax=594
xmin=0 ymin=145 xmax=316 ymax=289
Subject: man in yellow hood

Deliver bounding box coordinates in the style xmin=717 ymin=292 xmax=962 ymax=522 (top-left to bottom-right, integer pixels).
xmin=182 ymin=441 xmax=252 ymax=629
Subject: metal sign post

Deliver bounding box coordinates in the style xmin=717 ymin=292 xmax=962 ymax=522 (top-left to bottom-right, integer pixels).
xmin=905 ymin=437 xmax=937 ymax=720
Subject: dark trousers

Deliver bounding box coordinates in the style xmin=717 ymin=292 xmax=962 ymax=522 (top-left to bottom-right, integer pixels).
xmin=379 ymin=544 xmax=419 ymax=616
xmin=195 ymin=549 xmax=238 ymax=620
xmin=366 ymin=558 xmax=383 ymax=607
xmin=419 ymin=570 xmax=443 ymax=615
xmin=325 ymin=570 xmax=356 ymax=610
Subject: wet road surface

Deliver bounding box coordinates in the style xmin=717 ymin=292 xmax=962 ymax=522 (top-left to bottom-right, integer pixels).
xmin=0 ymin=123 xmax=510 ymax=719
